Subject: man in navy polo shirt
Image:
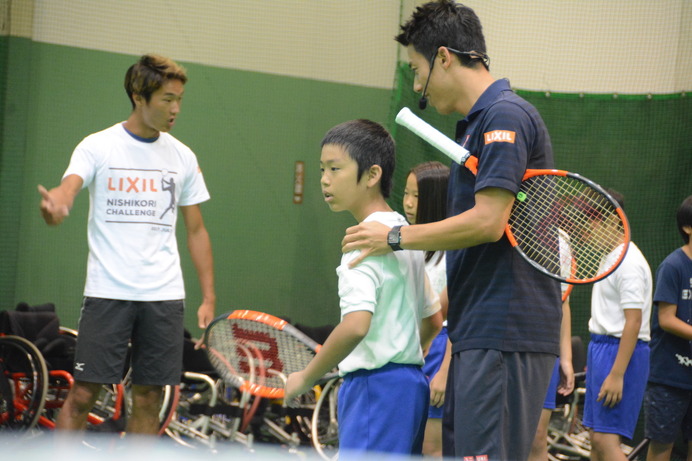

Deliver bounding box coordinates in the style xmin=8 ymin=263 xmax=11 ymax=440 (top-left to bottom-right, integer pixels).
xmin=341 ymin=2 xmax=561 ymax=459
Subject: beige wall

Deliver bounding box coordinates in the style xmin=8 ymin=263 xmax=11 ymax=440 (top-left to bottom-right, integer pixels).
xmin=8 ymin=0 xmax=691 ymax=93
xmin=460 ymin=0 xmax=691 ymax=94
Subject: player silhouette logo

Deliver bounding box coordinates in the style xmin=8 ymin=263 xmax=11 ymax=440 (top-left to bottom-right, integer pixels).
xmin=160 ymin=169 xmax=176 ymax=219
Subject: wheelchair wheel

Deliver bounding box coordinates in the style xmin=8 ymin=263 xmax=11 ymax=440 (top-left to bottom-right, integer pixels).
xmin=311 ymin=377 xmax=340 ymax=461
xmin=0 ymin=335 xmax=49 ymax=431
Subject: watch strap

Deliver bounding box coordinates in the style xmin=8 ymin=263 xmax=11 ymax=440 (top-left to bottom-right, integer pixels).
xmin=387 ymin=225 xmax=403 ymax=251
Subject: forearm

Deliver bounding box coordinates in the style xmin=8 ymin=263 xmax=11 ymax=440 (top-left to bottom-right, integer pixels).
xmin=400 ymin=193 xmax=509 ymax=251
xmin=53 ymin=175 xmax=83 ymax=208
xmin=188 ymin=229 xmax=216 ymax=304
xmin=438 ymin=339 xmax=452 ymax=379
xmin=420 ymin=309 xmax=442 ymax=351
xmin=559 ymin=299 xmax=572 ymax=366
xmin=302 ymin=312 xmax=370 ymax=383
xmin=400 ymin=215 xmax=492 ymax=251
xmin=661 ymin=318 xmax=692 ymax=340
xmin=610 ymin=314 xmax=641 ymax=377
xmin=659 ymin=303 xmax=692 ymax=340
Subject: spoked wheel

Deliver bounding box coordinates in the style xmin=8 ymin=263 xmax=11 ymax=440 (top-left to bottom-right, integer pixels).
xmin=311 ymin=377 xmax=340 ymax=461
xmin=0 ymin=335 xmax=49 ymax=431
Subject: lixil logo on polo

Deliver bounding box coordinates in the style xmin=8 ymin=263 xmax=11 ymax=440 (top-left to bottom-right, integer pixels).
xmin=484 ymin=130 xmax=515 ymax=144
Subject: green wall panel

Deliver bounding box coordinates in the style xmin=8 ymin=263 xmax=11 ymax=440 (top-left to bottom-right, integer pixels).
xmin=4 ymin=41 xmax=391 ymax=336
xmin=390 ymin=63 xmax=692 ymax=344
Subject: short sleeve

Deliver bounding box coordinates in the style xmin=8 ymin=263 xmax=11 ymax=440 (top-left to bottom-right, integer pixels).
xmin=336 ymin=251 xmax=382 ymax=316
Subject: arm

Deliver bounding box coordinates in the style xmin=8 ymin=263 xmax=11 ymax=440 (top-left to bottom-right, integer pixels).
xmin=426 ymin=286 xmax=449 ymax=406
xmin=421 ymin=309 xmax=443 ymax=353
xmin=285 ymin=310 xmax=372 ymax=399
xmin=420 ymin=271 xmax=443 ymax=352
xmin=439 ymin=286 xmax=449 ymax=321
xmin=429 ymin=339 xmax=452 ymax=407
xmin=180 ymin=204 xmax=216 ymax=329
xmin=557 ymin=297 xmax=575 ymax=395
xmin=658 ymin=302 xmax=692 ymax=340
xmin=342 ymin=187 xmax=514 ymax=267
xmin=598 ymin=308 xmax=641 ymax=407
xmin=38 ymin=174 xmax=83 ymax=226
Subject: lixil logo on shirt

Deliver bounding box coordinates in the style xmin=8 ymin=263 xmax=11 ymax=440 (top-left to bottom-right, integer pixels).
xmin=484 ymin=130 xmax=515 ymax=144
xmin=105 ymin=169 xmax=177 ymax=223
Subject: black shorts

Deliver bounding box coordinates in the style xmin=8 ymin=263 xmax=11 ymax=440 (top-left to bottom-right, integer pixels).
xmin=442 ymin=349 xmax=555 ymax=461
xmin=645 ymin=382 xmax=692 ymax=444
xmin=73 ymin=297 xmax=184 ymax=386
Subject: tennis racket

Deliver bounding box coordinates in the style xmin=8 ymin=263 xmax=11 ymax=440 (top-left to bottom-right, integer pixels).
xmin=203 ymin=310 xmax=336 ymax=399
xmin=559 ymin=229 xmax=576 ymax=301
xmin=396 ymin=107 xmax=629 ymax=284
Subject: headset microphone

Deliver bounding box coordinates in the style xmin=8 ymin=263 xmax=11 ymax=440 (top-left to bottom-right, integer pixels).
xmin=418 ymin=52 xmax=436 ymax=111
xmin=418 ymin=95 xmax=428 ymax=110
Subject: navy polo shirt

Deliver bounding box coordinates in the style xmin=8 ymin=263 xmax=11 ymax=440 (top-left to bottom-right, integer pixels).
xmin=446 ymin=79 xmax=561 ymax=355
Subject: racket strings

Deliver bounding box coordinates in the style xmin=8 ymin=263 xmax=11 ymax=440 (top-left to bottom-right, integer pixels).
xmin=509 ymin=174 xmax=627 ymax=282
xmin=206 ymin=318 xmax=318 ymax=395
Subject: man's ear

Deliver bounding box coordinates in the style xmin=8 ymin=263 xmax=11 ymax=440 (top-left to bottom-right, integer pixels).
xmin=438 ymin=46 xmax=453 ymax=68
xmin=366 ymin=164 xmax=383 ymax=188
xmin=132 ymin=93 xmax=144 ymax=108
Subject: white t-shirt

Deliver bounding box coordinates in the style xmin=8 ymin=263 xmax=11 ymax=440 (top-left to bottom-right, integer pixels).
xmin=336 ymin=211 xmax=440 ymax=375
xmin=426 ymin=251 xmax=447 ymax=327
xmin=63 ymin=123 xmax=210 ymax=301
xmin=589 ymin=242 xmax=652 ymax=341
xmin=425 ymin=251 xmax=447 ymax=295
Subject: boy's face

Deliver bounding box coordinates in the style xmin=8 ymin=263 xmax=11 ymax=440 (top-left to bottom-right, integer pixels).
xmin=134 ymin=78 xmax=184 ymax=137
xmin=320 ymin=143 xmax=368 ymax=215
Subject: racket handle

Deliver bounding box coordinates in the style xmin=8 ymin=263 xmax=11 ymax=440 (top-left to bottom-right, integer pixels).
xmin=395 ymin=107 xmax=470 ymax=165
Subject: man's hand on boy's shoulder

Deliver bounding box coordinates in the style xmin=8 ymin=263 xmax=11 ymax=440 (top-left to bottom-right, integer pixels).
xmin=341 ymin=221 xmax=392 ymax=268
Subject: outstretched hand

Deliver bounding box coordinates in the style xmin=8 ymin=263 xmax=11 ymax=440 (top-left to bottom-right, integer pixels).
xmin=38 ymin=185 xmax=70 ymax=226
xmin=341 ymin=221 xmax=392 ymax=268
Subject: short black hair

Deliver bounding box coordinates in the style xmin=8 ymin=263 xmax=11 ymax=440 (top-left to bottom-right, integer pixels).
xmin=676 ymin=195 xmax=692 ymax=244
xmin=605 ymin=188 xmax=625 ymax=211
xmin=124 ymin=54 xmax=187 ymax=109
xmin=321 ymin=119 xmax=395 ymax=198
xmin=395 ymin=0 xmax=488 ymax=70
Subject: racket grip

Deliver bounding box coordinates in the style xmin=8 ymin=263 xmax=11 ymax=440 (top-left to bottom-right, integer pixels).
xmin=395 ymin=107 xmax=470 ymax=165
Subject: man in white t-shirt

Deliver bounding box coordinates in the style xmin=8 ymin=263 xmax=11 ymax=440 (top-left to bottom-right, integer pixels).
xmin=38 ymin=54 xmax=215 ymax=435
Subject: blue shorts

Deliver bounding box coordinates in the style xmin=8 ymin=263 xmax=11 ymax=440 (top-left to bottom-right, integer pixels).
xmin=423 ymin=327 xmax=448 ymax=419
xmin=583 ymin=334 xmax=649 ymax=439
xmin=645 ymin=382 xmax=692 ymax=444
xmin=543 ymin=358 xmax=560 ymax=410
xmin=338 ymin=362 xmax=428 ymax=457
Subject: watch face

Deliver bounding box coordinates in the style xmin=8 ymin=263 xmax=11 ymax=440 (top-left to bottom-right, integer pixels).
xmin=388 ymin=226 xmax=401 ymax=246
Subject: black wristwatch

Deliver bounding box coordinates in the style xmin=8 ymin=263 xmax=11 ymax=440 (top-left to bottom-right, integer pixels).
xmin=387 ymin=225 xmax=403 ymax=251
